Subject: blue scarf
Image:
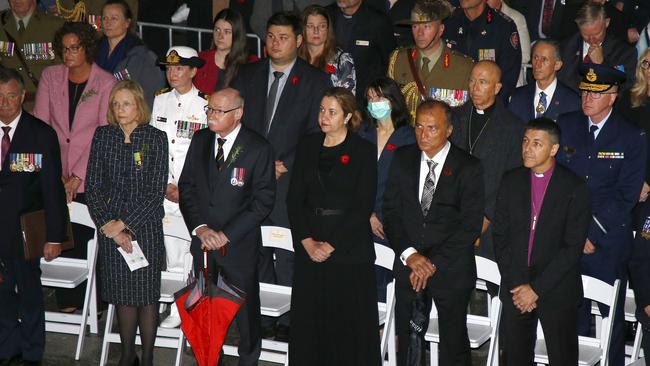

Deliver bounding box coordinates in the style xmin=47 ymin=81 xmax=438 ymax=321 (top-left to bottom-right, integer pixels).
xmin=96 ymin=33 xmax=138 ymax=73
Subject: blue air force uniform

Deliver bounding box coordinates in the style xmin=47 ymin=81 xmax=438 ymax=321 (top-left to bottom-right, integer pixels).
xmin=443 ymin=5 xmax=521 ymax=100
xmin=556 ymin=63 xmax=646 ymax=366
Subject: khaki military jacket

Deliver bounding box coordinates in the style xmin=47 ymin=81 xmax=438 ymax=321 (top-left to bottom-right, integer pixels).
xmin=388 ymin=46 xmax=473 ymax=117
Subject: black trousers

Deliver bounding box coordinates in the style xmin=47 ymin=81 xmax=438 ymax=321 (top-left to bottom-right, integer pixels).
xmin=194 ymin=251 xmax=261 ymax=366
xmin=0 ymin=258 xmax=45 ymax=362
xmin=394 ymin=263 xmax=472 ymax=366
xmin=501 ymin=297 xmax=578 ymax=366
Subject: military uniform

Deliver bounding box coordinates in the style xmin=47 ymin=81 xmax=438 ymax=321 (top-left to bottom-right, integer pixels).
xmin=0 ymin=9 xmax=63 ymax=108
xmin=150 ymin=85 xmax=208 ymax=271
xmin=443 ymin=5 xmax=521 ymax=100
xmin=388 ymin=46 xmax=473 ymax=118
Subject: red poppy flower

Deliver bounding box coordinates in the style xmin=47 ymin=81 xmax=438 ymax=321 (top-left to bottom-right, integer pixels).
xmin=442 ymin=167 xmax=453 ymax=177
xmin=325 ymin=64 xmax=336 ymax=74
xmin=291 ymin=76 xmax=300 ymax=85
xmin=386 ymin=143 xmax=396 ymax=151
xmin=340 ymin=154 xmax=350 ymax=164
xmin=237 ymin=0 xmax=244 ymax=3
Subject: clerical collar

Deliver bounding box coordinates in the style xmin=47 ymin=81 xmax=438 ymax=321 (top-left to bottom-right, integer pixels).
xmin=474 ymin=103 xmax=495 ymax=117
xmin=532 ymin=161 xmax=555 ymax=179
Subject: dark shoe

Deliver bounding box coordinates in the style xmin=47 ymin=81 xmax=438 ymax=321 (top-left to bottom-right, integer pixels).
xmin=275 ymin=324 xmax=290 ymax=342
xmin=132 ymin=356 xmax=139 ymax=366
xmin=21 ymin=360 xmax=41 ymax=366
xmin=0 ymin=355 xmax=21 ymax=366
xmin=261 ymin=325 xmax=276 ymax=339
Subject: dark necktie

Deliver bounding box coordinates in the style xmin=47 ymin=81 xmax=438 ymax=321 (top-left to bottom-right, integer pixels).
xmin=541 ymin=0 xmax=554 ymax=35
xmin=590 ymin=125 xmax=599 ymax=143
xmin=536 ymin=91 xmax=547 ymax=118
xmin=272 ymin=0 xmax=283 ymax=14
xmin=215 ymin=137 xmax=226 ymax=171
xmin=1 ymin=126 xmax=11 ymax=167
xmin=420 ymin=160 xmax=438 ymax=216
xmin=584 ymin=53 xmax=592 ymax=63
xmin=420 ymin=57 xmax=430 ymax=75
xmin=264 ymin=71 xmax=284 ymax=136
xmin=18 ymin=19 xmax=25 ymax=36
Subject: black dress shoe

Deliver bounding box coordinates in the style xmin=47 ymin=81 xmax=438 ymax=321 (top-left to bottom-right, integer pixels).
xmin=275 ymin=324 xmax=290 ymax=342
xmin=21 ymin=360 xmax=41 ymax=366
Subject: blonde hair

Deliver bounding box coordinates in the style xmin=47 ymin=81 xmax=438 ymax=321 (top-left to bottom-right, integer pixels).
xmin=106 ymin=80 xmax=151 ymax=126
xmin=630 ymin=48 xmax=650 ymax=108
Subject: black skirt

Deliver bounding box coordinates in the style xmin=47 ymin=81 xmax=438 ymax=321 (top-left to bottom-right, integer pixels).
xmin=289 ymin=258 xmax=382 ymax=366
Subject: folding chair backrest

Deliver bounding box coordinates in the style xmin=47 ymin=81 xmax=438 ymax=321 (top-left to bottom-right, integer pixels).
xmin=260 ymin=226 xmax=294 ymax=252
xmin=162 ymin=215 xmax=192 ymax=242
xmin=374 ymin=243 xmax=395 ymax=271
xmin=475 ymin=255 xmax=501 ymax=286
xmin=582 ymin=275 xmax=618 ymax=306
xmin=70 ymin=201 xmax=94 ymax=229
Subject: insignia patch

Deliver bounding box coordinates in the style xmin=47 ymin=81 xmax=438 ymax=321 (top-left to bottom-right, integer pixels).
xmin=642 ymin=217 xmax=650 ymax=239
xmin=597 ymin=152 xmax=624 ymax=159
xmin=478 ymin=49 xmax=496 ymax=62
xmin=586 ymin=68 xmax=597 ymax=82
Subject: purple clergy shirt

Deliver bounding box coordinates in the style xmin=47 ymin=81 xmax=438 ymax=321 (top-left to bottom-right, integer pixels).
xmin=528 ymin=162 xmax=555 ymax=266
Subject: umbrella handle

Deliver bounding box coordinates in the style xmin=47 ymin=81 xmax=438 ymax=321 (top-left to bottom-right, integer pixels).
xmin=219 ymin=245 xmax=226 ymax=257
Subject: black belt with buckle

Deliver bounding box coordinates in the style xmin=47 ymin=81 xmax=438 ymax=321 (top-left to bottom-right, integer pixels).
xmin=314 ymin=208 xmax=345 ymax=216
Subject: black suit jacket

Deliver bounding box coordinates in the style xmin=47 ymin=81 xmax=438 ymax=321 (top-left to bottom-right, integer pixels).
xmin=232 ymin=58 xmax=331 ymax=226
xmin=0 ymin=112 xmax=67 ymax=259
xmin=515 ymin=0 xmax=584 ymax=41
xmin=507 ymin=80 xmax=581 ymax=123
xmin=178 ymin=125 xmax=276 ymax=263
xmin=327 ymin=2 xmax=396 ymax=99
xmin=450 ymin=100 xmax=524 ymax=258
xmin=383 ymin=143 xmax=485 ymax=289
xmin=493 ymin=165 xmax=591 ymax=307
xmin=287 ymin=132 xmax=377 ymax=264
xmin=558 ymin=32 xmax=638 ymax=93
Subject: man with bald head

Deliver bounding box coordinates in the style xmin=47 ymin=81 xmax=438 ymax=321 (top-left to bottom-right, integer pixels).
xmin=384 ymin=100 xmax=484 ymax=365
xmin=178 ymin=88 xmax=276 ymax=366
xmin=450 ymin=60 xmax=524 ymax=263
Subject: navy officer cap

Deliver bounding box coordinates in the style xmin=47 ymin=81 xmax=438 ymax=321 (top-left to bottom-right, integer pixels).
xmin=578 ymin=63 xmax=626 ymax=93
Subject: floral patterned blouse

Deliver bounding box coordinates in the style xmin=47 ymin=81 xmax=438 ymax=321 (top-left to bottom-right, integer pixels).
xmin=326 ymin=48 xmax=356 ymax=95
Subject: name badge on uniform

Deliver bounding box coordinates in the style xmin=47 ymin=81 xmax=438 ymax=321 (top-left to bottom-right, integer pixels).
xmin=114 ymin=68 xmax=131 ymax=81
xmin=355 ymin=40 xmax=370 ymax=46
xmin=642 ymin=216 xmax=650 ymax=239
xmin=0 ymin=40 xmax=15 ymax=56
xmin=9 ymin=153 xmax=42 ymax=172
xmin=23 ymin=42 xmax=55 ymax=61
xmin=429 ymin=87 xmax=468 ymax=107
xmin=156 ymin=116 xmax=167 ymax=123
xmin=597 ymin=152 xmax=624 ymax=159
xmin=230 ymin=167 xmax=245 ymax=187
xmin=478 ymin=49 xmax=496 ymax=62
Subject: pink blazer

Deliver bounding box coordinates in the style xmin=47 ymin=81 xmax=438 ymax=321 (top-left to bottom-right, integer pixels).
xmin=33 ymin=63 xmax=116 ymax=192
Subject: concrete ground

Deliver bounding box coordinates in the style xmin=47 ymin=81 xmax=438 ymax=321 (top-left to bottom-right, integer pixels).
xmin=39 ymin=289 xmax=490 ymax=366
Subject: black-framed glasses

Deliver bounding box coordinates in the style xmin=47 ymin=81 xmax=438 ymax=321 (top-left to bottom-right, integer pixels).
xmin=641 ymin=60 xmax=650 ymax=70
xmin=580 ymin=90 xmax=617 ymax=99
xmin=204 ymin=105 xmax=241 ymax=116
xmin=62 ymin=45 xmax=82 ymax=54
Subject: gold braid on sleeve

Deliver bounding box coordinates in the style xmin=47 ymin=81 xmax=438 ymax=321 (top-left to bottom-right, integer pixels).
xmin=56 ymin=0 xmax=86 ymax=22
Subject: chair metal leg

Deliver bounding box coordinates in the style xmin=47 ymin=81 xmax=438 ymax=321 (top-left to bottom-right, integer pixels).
xmin=74 ymin=273 xmax=93 ymax=360
xmin=174 ymin=331 xmax=184 ymax=366
xmin=430 ymin=341 xmax=438 ymax=366
xmin=100 ymin=304 xmax=115 ymax=366
xmin=631 ymin=322 xmax=643 ymax=361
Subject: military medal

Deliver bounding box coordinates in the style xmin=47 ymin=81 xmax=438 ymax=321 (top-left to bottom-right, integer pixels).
xmin=88 ymin=15 xmax=102 ymax=31
xmin=642 ymin=217 xmax=650 ymax=240
xmin=230 ymin=167 xmax=245 ymax=187
xmin=0 ymin=41 xmax=14 ymax=56
xmin=9 ymin=153 xmax=42 ymax=172
xmin=133 ymin=151 xmax=143 ymax=169
xmin=536 ymin=103 xmax=546 ymax=115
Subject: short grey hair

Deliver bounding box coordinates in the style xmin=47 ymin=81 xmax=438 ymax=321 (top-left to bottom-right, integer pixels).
xmin=532 ymin=39 xmax=561 ymax=62
xmin=575 ymin=3 xmax=607 ymax=27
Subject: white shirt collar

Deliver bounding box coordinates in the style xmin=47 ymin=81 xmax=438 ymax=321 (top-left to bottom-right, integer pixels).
xmin=588 ymin=108 xmax=613 ymax=138
xmin=418 ymin=141 xmax=451 ymax=200
xmin=215 ymin=123 xmax=242 ymax=160
xmin=535 ymin=77 xmax=557 ymax=97
xmin=173 ymin=85 xmax=196 ymax=102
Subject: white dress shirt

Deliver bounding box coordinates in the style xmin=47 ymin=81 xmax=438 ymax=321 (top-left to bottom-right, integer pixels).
xmin=400 ymin=141 xmax=451 ymax=265
xmin=0 ymin=112 xmax=21 ymax=171
xmin=534 ymin=78 xmax=558 ymax=113
xmin=582 ymin=41 xmax=603 ymax=60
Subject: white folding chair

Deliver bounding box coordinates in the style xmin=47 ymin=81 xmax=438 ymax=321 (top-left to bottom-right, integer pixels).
xmin=99 ymin=216 xmax=191 ymax=366
xmin=624 ymin=287 xmax=644 ymax=363
xmin=40 ymin=201 xmax=98 ymax=360
xmin=425 ymin=256 xmax=502 ymax=366
xmin=534 ymin=276 xmax=621 ymax=366
xmin=375 ymin=243 xmax=397 ymax=366
xmin=222 ymin=225 xmax=293 ymax=365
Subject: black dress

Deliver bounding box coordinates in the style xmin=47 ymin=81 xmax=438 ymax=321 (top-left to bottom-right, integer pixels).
xmin=287 ymin=132 xmax=381 ymax=365
xmin=86 ymin=124 xmax=168 ymax=306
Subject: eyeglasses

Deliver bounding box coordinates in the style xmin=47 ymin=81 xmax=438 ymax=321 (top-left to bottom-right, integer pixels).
xmin=641 ymin=60 xmax=650 ymax=70
xmin=204 ymin=105 xmax=241 ymax=116
xmin=305 ymin=24 xmax=328 ymax=33
xmin=62 ymin=44 xmax=82 ymax=54
xmin=112 ymin=101 xmax=135 ymax=110
xmin=580 ymin=91 xmax=617 ymax=99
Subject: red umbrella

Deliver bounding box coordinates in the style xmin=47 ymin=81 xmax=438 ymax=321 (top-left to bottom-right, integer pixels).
xmin=174 ymin=247 xmax=245 ymax=366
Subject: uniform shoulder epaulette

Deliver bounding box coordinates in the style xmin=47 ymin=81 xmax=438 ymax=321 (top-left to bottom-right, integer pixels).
xmin=388 ymin=48 xmax=406 ymax=78
xmin=198 ymin=91 xmax=209 ymax=100
xmin=155 ymin=87 xmax=171 ymax=96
